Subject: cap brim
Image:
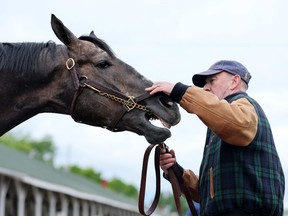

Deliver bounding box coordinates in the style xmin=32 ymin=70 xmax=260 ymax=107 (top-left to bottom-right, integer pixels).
xmin=192 ymin=69 xmax=222 ymax=87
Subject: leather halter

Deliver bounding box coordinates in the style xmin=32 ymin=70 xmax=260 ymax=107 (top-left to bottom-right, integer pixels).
xmin=65 ymin=56 xmax=151 ymax=130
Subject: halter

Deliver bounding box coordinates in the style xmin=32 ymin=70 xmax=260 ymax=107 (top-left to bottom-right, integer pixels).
xmin=65 ymin=57 xmax=151 ymax=131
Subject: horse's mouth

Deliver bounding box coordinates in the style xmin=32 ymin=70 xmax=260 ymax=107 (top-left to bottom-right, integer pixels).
xmin=141 ymin=111 xmax=175 ymax=144
xmin=145 ymin=112 xmax=171 ymax=129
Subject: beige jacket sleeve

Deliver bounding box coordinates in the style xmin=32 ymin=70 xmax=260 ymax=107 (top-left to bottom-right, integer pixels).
xmin=179 ymin=86 xmax=258 ymax=146
xmin=183 ymin=169 xmax=200 ymax=202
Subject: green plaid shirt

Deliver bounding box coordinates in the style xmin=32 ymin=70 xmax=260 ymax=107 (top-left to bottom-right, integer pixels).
xmin=199 ymin=92 xmax=285 ymax=216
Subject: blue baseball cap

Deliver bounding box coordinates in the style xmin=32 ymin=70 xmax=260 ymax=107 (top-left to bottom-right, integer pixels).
xmin=192 ymin=60 xmax=252 ymax=87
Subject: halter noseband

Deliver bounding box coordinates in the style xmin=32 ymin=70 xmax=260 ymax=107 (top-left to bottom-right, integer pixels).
xmin=65 ymin=57 xmax=151 ymax=131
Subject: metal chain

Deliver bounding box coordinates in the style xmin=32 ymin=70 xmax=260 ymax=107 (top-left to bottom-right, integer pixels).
xmin=84 ymin=83 xmax=150 ymax=112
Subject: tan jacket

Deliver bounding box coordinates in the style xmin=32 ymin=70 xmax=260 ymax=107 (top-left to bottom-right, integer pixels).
xmin=179 ymin=86 xmax=258 ymax=201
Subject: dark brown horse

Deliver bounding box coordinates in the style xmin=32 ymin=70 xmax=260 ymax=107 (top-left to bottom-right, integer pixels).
xmin=0 ymin=14 xmax=180 ymax=144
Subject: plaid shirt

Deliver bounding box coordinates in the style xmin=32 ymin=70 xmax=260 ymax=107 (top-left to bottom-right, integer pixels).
xmin=199 ymin=92 xmax=285 ymax=216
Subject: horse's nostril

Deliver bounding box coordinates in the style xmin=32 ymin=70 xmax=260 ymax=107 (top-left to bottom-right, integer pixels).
xmin=167 ymin=101 xmax=173 ymax=107
xmin=160 ymin=97 xmax=173 ymax=108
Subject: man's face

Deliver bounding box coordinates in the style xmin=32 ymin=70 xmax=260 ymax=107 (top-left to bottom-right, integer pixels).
xmin=203 ymin=72 xmax=235 ymax=100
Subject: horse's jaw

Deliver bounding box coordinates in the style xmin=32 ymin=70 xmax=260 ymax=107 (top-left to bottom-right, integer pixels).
xmin=142 ymin=124 xmax=173 ymax=145
xmin=112 ymin=121 xmax=172 ymax=145
xmin=112 ymin=107 xmax=181 ymax=145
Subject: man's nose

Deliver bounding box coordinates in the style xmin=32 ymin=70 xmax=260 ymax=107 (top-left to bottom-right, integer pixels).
xmin=203 ymin=83 xmax=210 ymax=91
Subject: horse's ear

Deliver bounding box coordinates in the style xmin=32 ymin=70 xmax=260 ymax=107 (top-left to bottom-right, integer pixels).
xmin=89 ymin=31 xmax=97 ymax=39
xmin=51 ymin=14 xmax=77 ymax=46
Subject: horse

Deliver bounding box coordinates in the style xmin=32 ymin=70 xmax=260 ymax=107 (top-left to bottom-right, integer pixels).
xmin=0 ymin=14 xmax=180 ymax=145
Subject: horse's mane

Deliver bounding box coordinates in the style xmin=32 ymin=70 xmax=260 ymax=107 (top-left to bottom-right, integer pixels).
xmin=0 ymin=35 xmax=114 ymax=81
xmin=0 ymin=42 xmax=57 ymax=80
xmin=79 ymin=35 xmax=115 ymax=58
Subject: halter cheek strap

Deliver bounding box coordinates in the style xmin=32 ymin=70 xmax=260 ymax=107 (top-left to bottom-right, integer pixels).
xmin=66 ymin=58 xmax=75 ymax=70
xmin=65 ymin=57 xmax=84 ymax=122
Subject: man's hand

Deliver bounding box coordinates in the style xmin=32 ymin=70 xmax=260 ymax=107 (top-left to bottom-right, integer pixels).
xmin=145 ymin=81 xmax=175 ymax=95
xmin=159 ymin=148 xmax=176 ymax=174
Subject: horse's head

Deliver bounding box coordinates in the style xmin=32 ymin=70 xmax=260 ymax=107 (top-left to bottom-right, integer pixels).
xmin=51 ymin=14 xmax=180 ymax=144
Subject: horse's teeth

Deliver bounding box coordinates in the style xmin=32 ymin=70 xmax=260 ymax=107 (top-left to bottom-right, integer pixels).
xmin=160 ymin=118 xmax=171 ymax=129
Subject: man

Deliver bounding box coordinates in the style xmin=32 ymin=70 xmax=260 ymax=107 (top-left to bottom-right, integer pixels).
xmin=146 ymin=60 xmax=285 ymax=216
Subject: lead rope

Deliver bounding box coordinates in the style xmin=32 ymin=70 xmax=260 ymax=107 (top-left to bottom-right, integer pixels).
xmin=138 ymin=143 xmax=198 ymax=216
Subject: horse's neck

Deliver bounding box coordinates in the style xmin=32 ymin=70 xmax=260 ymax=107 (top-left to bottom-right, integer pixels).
xmin=0 ymin=44 xmax=72 ymax=135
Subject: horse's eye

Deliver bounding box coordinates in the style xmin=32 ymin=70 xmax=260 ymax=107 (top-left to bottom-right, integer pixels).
xmin=95 ymin=61 xmax=111 ymax=69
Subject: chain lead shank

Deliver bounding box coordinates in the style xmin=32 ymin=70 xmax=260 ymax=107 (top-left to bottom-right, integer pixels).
xmin=83 ymin=83 xmax=150 ymax=112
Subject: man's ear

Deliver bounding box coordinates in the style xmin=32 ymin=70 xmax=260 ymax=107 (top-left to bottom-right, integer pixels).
xmin=231 ymin=75 xmax=241 ymax=90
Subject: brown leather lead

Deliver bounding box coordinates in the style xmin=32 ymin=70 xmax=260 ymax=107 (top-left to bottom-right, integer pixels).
xmin=138 ymin=144 xmax=161 ymax=215
xmin=138 ymin=143 xmax=198 ymax=216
